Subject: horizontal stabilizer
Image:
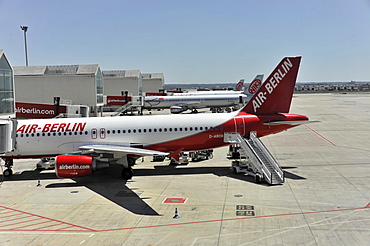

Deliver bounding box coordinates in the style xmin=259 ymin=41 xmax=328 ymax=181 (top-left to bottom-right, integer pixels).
xmin=263 ymin=120 xmax=319 ymax=126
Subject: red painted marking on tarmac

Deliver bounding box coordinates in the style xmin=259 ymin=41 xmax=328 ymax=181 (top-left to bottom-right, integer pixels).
xmin=0 ymin=203 xmax=369 ymax=232
xmin=304 ymin=124 xmax=370 ymax=152
xmin=163 ymin=198 xmax=187 ymax=204
xmin=304 ymin=124 xmax=336 ymax=146
xmin=0 ymin=206 xmax=96 ymax=232
xmin=97 ymin=203 xmax=370 ymax=232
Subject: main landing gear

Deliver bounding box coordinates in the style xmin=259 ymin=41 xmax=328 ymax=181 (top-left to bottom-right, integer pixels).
xmin=121 ymin=167 xmax=134 ymax=180
xmin=120 ymin=157 xmax=135 ymax=180
xmin=2 ymin=158 xmax=13 ymax=177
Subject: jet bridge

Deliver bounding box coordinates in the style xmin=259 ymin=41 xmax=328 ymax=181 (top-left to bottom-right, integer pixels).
xmin=224 ymin=131 xmax=284 ymax=185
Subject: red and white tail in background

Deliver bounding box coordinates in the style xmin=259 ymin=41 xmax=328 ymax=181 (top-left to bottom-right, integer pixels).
xmin=234 ymin=79 xmax=244 ymax=91
xmin=242 ymin=57 xmax=301 ymax=115
xmin=247 ymin=74 xmax=264 ymax=95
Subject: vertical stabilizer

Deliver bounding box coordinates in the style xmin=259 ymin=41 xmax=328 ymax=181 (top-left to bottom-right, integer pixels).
xmin=242 ymin=57 xmax=301 ymax=115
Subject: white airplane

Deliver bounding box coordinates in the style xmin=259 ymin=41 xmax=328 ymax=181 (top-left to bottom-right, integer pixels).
xmin=2 ymin=57 xmax=309 ymax=181
xmin=173 ymin=75 xmax=264 ymax=96
xmin=144 ymin=94 xmax=248 ymax=113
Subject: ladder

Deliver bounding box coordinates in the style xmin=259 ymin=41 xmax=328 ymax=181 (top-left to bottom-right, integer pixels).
xmin=111 ymin=102 xmax=134 ymax=116
xmin=224 ymin=131 xmax=284 ymax=185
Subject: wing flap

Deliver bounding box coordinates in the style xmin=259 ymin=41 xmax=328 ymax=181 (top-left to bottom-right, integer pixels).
xmin=79 ymin=144 xmax=169 ymax=156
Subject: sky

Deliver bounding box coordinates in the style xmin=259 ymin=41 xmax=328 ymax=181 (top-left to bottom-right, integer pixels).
xmin=1 ymin=0 xmax=370 ymax=84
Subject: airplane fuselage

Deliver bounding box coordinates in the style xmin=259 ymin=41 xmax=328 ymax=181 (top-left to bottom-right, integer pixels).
xmin=5 ymin=111 xmax=307 ymax=159
xmin=144 ymin=94 xmax=248 ymax=109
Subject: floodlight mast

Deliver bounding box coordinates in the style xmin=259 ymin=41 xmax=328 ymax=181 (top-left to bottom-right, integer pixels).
xmin=20 ymin=26 xmax=29 ymax=66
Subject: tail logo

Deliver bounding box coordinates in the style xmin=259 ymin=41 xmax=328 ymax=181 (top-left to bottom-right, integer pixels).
xmin=248 ymin=79 xmax=262 ymax=94
xmin=235 ymin=79 xmax=244 ymax=91
xmin=252 ymin=58 xmax=293 ymax=113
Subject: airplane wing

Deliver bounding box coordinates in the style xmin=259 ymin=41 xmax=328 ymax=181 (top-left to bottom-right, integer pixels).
xmin=79 ymin=144 xmax=169 ymax=156
xmin=175 ymin=102 xmax=202 ymax=108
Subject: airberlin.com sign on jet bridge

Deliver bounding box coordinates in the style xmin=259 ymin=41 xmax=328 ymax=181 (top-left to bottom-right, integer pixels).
xmin=15 ymin=102 xmax=66 ymax=119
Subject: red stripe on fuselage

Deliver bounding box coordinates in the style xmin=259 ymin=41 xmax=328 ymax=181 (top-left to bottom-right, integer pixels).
xmin=145 ymin=113 xmax=307 ymax=152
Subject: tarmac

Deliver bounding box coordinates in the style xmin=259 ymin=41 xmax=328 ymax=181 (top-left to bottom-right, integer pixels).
xmin=0 ymin=93 xmax=370 ymax=246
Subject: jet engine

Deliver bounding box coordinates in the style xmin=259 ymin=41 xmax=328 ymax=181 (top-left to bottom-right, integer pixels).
xmin=170 ymin=106 xmax=186 ymax=114
xmin=55 ymin=155 xmax=109 ymax=178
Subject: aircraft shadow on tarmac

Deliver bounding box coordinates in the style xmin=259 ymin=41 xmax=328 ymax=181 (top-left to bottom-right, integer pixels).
xmin=0 ymin=163 xmax=305 ymax=216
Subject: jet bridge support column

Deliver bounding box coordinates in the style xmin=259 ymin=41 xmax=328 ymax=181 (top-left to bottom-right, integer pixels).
xmin=0 ymin=118 xmax=17 ymax=176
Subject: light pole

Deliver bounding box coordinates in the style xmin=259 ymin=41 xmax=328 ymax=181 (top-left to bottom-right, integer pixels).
xmin=20 ymin=26 xmax=28 ymax=66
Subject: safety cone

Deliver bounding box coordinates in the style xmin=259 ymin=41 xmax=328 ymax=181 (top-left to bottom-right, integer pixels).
xmin=173 ymin=208 xmax=180 ymax=219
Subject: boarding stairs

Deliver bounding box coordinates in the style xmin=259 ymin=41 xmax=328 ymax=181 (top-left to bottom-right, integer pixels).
xmin=111 ymin=102 xmax=134 ymax=116
xmin=224 ymin=131 xmax=284 ymax=185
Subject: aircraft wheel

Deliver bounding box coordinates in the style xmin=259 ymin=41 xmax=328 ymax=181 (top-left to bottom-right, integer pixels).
xmin=127 ymin=157 xmax=136 ymax=166
xmin=121 ymin=167 xmax=133 ymax=180
xmin=255 ymin=173 xmax=262 ymax=184
xmin=3 ymin=169 xmax=13 ymax=177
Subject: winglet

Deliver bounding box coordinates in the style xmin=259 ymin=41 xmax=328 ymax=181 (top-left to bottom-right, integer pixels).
xmin=242 ymin=57 xmax=301 ymax=115
xmin=169 ymin=148 xmax=184 ymax=162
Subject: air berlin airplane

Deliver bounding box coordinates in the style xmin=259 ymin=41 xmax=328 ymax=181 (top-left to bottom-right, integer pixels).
xmin=2 ymin=57 xmax=309 ymax=180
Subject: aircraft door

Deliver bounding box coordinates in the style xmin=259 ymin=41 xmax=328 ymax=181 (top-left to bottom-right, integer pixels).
xmin=91 ymin=128 xmax=97 ymax=139
xmin=233 ymin=117 xmax=245 ymax=136
xmin=100 ymin=128 xmax=106 ymax=139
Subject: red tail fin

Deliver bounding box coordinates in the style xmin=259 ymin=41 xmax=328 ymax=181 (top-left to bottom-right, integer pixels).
xmin=234 ymin=79 xmax=244 ymax=91
xmin=242 ymin=57 xmax=301 ymax=115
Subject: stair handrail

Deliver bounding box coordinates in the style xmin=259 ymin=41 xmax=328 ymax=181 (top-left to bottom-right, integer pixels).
xmin=249 ymin=131 xmax=284 ymax=182
xmin=111 ymin=101 xmax=133 ymax=116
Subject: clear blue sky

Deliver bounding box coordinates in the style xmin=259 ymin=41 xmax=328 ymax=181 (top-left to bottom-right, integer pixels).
xmin=1 ymin=0 xmax=370 ymax=83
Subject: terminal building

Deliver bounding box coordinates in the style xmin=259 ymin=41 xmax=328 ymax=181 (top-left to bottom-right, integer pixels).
xmin=14 ymin=64 xmax=103 ymax=116
xmin=142 ymin=73 xmax=164 ymax=94
xmin=102 ymin=70 xmax=142 ymax=96
xmin=102 ymin=70 xmax=164 ymax=96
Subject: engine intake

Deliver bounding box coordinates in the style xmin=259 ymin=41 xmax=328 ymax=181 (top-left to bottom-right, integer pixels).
xmin=170 ymin=106 xmax=186 ymax=114
xmin=55 ymin=155 xmax=108 ymax=178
